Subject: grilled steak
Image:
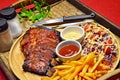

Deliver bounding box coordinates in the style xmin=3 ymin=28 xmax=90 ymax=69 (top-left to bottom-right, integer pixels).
xmin=20 ymin=27 xmax=61 ymax=76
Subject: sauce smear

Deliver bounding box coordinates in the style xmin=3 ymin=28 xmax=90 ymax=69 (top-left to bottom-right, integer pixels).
xmin=59 ymin=44 xmax=79 ymax=57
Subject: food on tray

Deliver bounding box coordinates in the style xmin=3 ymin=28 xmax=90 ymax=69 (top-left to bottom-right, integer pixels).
xmin=55 ymin=40 xmax=82 ymax=62
xmin=20 ymin=27 xmax=61 ymax=76
xmin=42 ymin=52 xmax=109 ymax=80
xmin=81 ymin=22 xmax=119 ymax=69
xmin=9 ymin=22 xmax=119 ymax=80
xmin=63 ymin=32 xmax=81 ymax=40
xmin=59 ymin=44 xmax=79 ymax=57
xmin=41 ymin=22 xmax=119 ymax=80
xmin=60 ymin=26 xmax=85 ymax=43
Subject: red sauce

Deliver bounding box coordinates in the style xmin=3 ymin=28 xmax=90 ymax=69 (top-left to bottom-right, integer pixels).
xmin=59 ymin=44 xmax=79 ymax=57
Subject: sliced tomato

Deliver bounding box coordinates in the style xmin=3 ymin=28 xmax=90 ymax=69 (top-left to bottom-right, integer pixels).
xmin=26 ymin=4 xmax=35 ymax=10
xmin=90 ymin=34 xmax=97 ymax=40
xmin=16 ymin=4 xmax=35 ymax=13
xmin=105 ymin=47 xmax=111 ymax=55
xmin=103 ymin=45 xmax=111 ymax=55
xmin=84 ymin=24 xmax=90 ymax=31
xmin=98 ymin=28 xmax=104 ymax=35
xmin=107 ymin=39 xmax=112 ymax=44
xmin=103 ymin=45 xmax=106 ymax=52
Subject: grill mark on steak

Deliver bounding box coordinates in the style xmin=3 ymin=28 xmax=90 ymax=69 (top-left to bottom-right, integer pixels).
xmin=21 ymin=27 xmax=61 ymax=76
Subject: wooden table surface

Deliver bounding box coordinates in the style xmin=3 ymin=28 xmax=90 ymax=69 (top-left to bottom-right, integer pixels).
xmin=0 ymin=1 xmax=120 ymax=79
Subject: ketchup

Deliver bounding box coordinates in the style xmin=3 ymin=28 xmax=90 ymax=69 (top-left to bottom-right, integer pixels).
xmin=59 ymin=44 xmax=79 ymax=57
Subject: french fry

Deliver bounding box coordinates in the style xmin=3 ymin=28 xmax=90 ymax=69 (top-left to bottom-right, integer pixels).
xmin=94 ymin=57 xmax=97 ymax=64
xmin=63 ymin=73 xmax=72 ymax=80
xmin=79 ymin=76 xmax=82 ymax=80
xmin=95 ymin=70 xmax=108 ymax=74
xmin=102 ymin=65 xmax=111 ymax=70
xmin=85 ymin=52 xmax=96 ymax=65
xmin=83 ymin=79 xmax=86 ymax=80
xmin=43 ymin=52 xmax=109 ymax=80
xmin=88 ymin=66 xmax=92 ymax=73
xmin=52 ymin=76 xmax=60 ymax=80
xmin=78 ymin=55 xmax=87 ymax=62
xmin=90 ymin=54 xmax=104 ymax=72
xmin=70 ymin=61 xmax=82 ymax=65
xmin=82 ymin=78 xmax=86 ymax=80
xmin=74 ymin=75 xmax=78 ymax=80
xmin=82 ymin=76 xmax=93 ymax=80
xmin=68 ymin=52 xmax=96 ymax=80
xmin=53 ymin=65 xmax=72 ymax=69
xmin=62 ymin=63 xmax=70 ymax=65
xmin=85 ymin=73 xmax=96 ymax=79
xmin=63 ymin=61 xmax=82 ymax=66
xmin=95 ymin=74 xmax=102 ymax=78
xmin=80 ymin=64 xmax=89 ymax=76
xmin=58 ymin=67 xmax=75 ymax=76
xmin=60 ymin=77 xmax=65 ymax=80
xmin=83 ymin=52 xmax=96 ymax=64
xmin=68 ymin=66 xmax=82 ymax=80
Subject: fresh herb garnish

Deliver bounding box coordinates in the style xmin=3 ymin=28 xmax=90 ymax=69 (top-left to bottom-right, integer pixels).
xmin=18 ymin=0 xmax=51 ymax=23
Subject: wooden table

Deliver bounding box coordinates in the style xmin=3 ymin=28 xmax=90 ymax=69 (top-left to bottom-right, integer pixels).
xmin=0 ymin=1 xmax=120 ymax=79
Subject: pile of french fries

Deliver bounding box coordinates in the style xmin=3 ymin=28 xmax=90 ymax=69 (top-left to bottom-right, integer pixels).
xmin=42 ymin=52 xmax=111 ymax=80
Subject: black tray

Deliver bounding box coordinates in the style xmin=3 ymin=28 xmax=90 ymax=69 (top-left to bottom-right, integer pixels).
xmin=67 ymin=0 xmax=120 ymax=37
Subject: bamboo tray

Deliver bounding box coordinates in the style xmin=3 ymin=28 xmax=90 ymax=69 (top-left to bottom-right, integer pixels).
xmin=9 ymin=25 xmax=120 ymax=80
xmin=8 ymin=0 xmax=120 ymax=80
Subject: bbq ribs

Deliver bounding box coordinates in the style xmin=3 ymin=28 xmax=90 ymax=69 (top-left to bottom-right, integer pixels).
xmin=20 ymin=27 xmax=61 ymax=76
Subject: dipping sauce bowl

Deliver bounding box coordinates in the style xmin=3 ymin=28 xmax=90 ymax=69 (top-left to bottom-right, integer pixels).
xmin=60 ymin=26 xmax=85 ymax=43
xmin=56 ymin=40 xmax=82 ymax=62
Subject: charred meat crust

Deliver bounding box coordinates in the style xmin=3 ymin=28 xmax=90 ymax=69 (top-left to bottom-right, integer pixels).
xmin=20 ymin=27 xmax=61 ymax=76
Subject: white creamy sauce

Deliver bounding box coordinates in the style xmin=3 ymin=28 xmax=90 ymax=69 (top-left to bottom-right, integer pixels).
xmin=64 ymin=32 xmax=80 ymax=40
